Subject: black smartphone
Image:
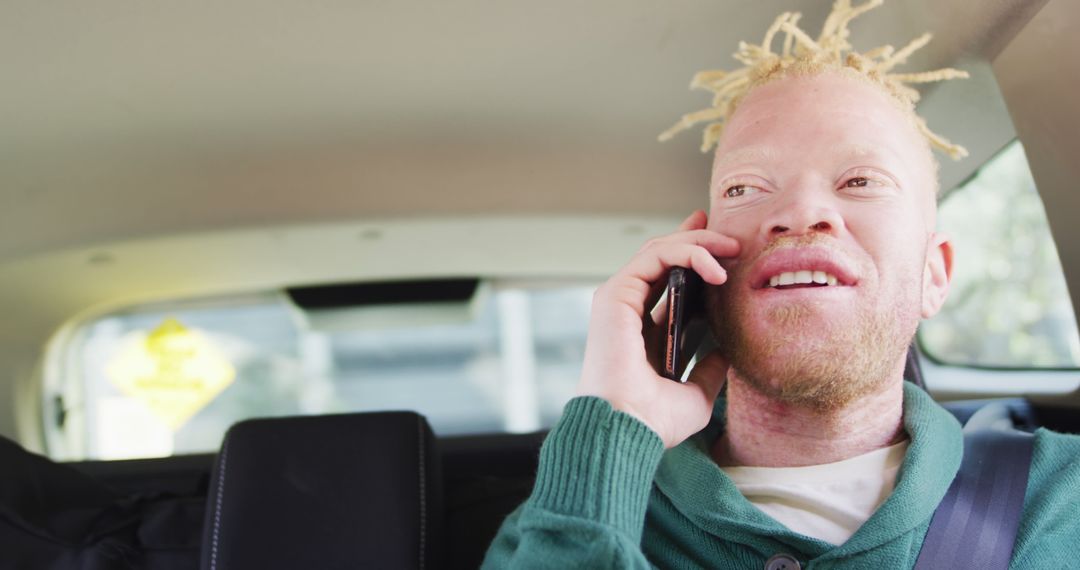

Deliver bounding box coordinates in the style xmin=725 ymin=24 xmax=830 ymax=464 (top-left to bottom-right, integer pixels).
xmin=661 ymin=267 xmax=712 ymax=382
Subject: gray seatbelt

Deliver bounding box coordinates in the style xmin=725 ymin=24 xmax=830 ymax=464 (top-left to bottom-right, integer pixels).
xmin=913 ymin=403 xmax=1034 ymax=569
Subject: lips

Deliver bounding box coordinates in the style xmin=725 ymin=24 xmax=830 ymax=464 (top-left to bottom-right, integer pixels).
xmin=749 ymin=246 xmax=859 ymax=290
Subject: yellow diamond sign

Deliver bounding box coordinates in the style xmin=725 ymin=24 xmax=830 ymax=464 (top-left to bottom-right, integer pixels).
xmin=106 ymin=318 xmax=236 ymax=431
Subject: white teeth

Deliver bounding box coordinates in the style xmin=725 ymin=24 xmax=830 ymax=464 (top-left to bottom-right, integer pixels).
xmin=767 ymin=270 xmax=842 ymax=288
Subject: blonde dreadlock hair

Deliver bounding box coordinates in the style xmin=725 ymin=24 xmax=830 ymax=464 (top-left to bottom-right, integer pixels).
xmin=658 ymin=0 xmax=969 ymax=160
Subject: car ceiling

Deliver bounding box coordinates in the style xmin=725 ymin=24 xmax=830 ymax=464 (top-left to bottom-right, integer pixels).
xmin=2 ymin=0 xmax=1039 ymax=257
xmin=0 ymin=0 xmax=1058 ymax=445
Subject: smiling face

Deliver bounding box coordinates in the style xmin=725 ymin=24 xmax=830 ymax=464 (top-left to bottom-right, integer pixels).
xmin=706 ymin=71 xmax=952 ymax=411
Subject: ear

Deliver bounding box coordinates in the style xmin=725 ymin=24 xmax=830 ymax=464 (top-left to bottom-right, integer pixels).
xmin=921 ymin=232 xmax=953 ymax=318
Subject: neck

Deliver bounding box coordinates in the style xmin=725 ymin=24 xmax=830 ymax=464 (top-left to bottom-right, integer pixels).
xmin=712 ymin=372 xmax=905 ymax=468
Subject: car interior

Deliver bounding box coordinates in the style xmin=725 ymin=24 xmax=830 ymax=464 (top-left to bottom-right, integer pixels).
xmin=3 ymin=0 xmax=1080 ymax=568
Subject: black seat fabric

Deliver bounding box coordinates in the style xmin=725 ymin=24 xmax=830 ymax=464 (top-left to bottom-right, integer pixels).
xmin=903 ymin=343 xmax=926 ymax=389
xmin=199 ymin=411 xmax=442 ymax=570
xmin=440 ymin=432 xmax=545 ymax=569
xmin=0 ymin=436 xmax=204 ymax=569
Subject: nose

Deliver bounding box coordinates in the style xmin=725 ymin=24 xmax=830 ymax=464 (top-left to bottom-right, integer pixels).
xmin=760 ymin=187 xmax=844 ymax=239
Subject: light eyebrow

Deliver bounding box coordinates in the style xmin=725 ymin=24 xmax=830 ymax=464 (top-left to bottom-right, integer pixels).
xmin=842 ymin=144 xmax=875 ymax=158
xmin=835 ymin=143 xmax=907 ymax=173
xmin=838 ymin=143 xmax=902 ymax=164
xmin=711 ymin=146 xmax=780 ymax=176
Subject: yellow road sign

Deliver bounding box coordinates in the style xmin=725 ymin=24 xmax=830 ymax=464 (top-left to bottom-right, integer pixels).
xmin=106 ymin=318 xmax=236 ymax=430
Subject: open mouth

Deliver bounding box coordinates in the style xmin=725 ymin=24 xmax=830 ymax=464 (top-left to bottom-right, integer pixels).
xmin=756 ymin=269 xmax=857 ymax=290
xmin=749 ymin=246 xmax=859 ymax=290
xmin=767 ymin=270 xmax=840 ymax=289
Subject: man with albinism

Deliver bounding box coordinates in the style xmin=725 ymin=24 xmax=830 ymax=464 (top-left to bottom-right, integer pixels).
xmin=484 ymin=1 xmax=1080 ymax=568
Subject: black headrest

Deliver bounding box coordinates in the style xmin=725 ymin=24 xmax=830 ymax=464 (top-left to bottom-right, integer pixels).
xmin=200 ymin=411 xmax=442 ymax=570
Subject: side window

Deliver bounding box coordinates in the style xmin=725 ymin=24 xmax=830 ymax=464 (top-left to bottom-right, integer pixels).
xmin=45 ymin=283 xmax=593 ymax=460
xmin=920 ymin=140 xmax=1080 ymax=368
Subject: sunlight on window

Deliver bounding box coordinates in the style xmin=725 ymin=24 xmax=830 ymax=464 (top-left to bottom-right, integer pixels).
xmin=921 ymin=140 xmax=1080 ymax=368
xmin=54 ymin=284 xmax=593 ymax=460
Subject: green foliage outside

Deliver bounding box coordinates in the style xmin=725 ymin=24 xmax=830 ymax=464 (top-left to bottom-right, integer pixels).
xmin=921 ymin=141 xmax=1080 ymax=368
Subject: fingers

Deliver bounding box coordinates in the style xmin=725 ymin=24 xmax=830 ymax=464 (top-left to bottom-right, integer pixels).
xmin=601 ymin=232 xmax=738 ymax=319
xmin=637 ymin=228 xmax=739 ymax=262
xmin=677 ymin=210 xmax=708 ymax=232
xmin=595 ymin=212 xmax=739 ymax=321
xmin=635 ymin=212 xmax=739 ymax=281
xmin=624 ymin=239 xmax=733 ymax=287
xmin=603 ymin=250 xmax=720 ymax=318
xmin=641 ymin=212 xmax=731 ymax=322
xmin=686 ymin=350 xmax=729 ymax=403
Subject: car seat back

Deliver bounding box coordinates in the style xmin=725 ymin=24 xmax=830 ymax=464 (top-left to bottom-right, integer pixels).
xmin=200 ymin=411 xmax=442 ymax=570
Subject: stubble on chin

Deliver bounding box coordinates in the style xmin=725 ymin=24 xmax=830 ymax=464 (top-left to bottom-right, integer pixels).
xmin=707 ymin=284 xmax=915 ymax=413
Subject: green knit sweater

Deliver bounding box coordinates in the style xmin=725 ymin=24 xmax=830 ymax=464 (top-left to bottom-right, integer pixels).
xmin=483 ymin=383 xmax=1080 ymax=568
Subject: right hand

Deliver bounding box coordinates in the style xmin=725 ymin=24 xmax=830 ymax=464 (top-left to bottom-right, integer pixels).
xmin=575 ymin=210 xmax=740 ymax=449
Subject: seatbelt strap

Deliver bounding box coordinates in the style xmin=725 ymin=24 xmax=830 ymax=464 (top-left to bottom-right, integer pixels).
xmin=913 ymin=425 xmax=1034 ymax=569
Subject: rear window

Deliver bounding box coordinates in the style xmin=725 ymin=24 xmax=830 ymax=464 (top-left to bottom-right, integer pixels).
xmin=46 ymin=281 xmax=593 ymax=460
xmin=920 ymin=140 xmax=1080 ymax=368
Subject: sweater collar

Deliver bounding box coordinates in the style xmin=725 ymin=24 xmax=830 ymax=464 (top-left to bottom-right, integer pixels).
xmin=653 ymin=381 xmax=963 ymax=559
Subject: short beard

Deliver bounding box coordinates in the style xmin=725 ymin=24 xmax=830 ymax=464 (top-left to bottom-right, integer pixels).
xmin=707 ymin=262 xmax=919 ymax=414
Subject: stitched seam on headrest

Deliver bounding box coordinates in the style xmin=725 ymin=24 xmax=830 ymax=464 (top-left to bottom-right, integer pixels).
xmin=418 ymin=416 xmax=426 ymax=570
xmin=210 ymin=438 xmax=230 ymax=570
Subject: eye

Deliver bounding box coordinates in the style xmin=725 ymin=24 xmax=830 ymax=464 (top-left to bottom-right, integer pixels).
xmin=838 ymin=171 xmax=894 ymax=194
xmin=723 ymin=184 xmax=760 ymax=199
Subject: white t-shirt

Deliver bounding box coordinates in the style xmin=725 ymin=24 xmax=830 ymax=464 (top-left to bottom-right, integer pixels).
xmin=721 ymin=440 xmax=909 ymax=546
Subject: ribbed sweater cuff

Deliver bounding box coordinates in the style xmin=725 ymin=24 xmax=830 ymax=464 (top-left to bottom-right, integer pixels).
xmin=527 ymin=396 xmax=665 ymax=541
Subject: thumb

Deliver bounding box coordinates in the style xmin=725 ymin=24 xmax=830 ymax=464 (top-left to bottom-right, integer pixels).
xmin=686 ymin=350 xmax=729 ymax=403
